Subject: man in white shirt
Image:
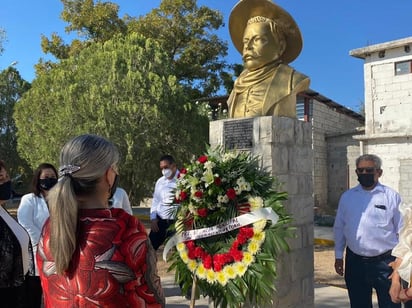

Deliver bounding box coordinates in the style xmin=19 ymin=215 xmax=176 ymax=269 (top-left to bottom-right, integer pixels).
xmin=333 ymin=154 xmax=402 ymax=308
xmin=149 ymin=155 xmax=179 ymax=250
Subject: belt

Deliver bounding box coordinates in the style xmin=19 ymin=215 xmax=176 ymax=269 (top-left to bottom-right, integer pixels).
xmin=347 ymin=248 xmax=392 ymax=262
xmin=157 ymin=216 xmax=175 ymax=223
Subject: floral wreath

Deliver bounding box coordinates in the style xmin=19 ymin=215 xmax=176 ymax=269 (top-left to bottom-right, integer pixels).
xmin=164 ymin=147 xmax=293 ymax=307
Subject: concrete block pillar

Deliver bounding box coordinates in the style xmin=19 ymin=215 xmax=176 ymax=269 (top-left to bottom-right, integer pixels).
xmin=209 ymin=116 xmax=314 ymax=307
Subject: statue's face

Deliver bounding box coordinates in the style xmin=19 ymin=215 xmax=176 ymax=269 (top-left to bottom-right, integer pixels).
xmin=242 ymin=22 xmax=282 ymax=71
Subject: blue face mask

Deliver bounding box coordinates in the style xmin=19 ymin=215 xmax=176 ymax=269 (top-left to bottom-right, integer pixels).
xmin=0 ymin=180 xmax=12 ymax=201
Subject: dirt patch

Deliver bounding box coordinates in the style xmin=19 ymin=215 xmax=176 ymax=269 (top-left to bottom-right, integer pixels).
xmin=314 ymin=245 xmax=346 ymax=288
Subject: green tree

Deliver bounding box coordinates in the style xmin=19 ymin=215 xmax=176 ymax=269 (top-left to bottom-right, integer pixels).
xmin=15 ymin=33 xmax=208 ymax=205
xmin=0 ymin=66 xmax=31 ymax=190
xmin=39 ymin=0 xmax=229 ymax=98
xmin=128 ymin=0 xmax=228 ymax=98
xmin=38 ymin=0 xmax=127 ymax=74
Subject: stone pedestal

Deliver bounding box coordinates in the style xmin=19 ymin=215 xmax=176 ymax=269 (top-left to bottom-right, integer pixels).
xmin=209 ymin=116 xmax=314 ymax=307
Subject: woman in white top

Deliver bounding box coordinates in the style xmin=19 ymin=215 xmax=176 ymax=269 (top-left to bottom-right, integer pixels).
xmin=17 ymin=163 xmax=57 ymax=308
xmin=110 ymin=187 xmax=133 ymax=215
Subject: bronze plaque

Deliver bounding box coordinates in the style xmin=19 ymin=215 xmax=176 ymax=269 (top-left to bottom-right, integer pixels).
xmin=224 ymin=119 xmax=253 ymax=150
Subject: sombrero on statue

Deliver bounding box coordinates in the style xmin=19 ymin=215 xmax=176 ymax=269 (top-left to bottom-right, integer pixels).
xmin=229 ymin=0 xmax=303 ymax=64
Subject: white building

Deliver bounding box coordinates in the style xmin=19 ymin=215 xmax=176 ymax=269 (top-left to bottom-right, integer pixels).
xmin=350 ymin=36 xmax=412 ymax=203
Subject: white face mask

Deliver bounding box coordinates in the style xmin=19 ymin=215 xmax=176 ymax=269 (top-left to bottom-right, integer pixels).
xmin=162 ymin=168 xmax=173 ymax=178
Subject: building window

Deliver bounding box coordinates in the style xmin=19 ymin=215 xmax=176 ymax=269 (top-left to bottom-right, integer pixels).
xmin=395 ymin=60 xmax=412 ymax=75
xmin=296 ymin=96 xmax=312 ymax=122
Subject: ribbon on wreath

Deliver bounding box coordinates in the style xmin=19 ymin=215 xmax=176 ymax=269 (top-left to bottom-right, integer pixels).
xmin=163 ymin=207 xmax=279 ymax=261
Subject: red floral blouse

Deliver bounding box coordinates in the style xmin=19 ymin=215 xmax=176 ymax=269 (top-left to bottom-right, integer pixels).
xmin=37 ymin=208 xmax=164 ymax=307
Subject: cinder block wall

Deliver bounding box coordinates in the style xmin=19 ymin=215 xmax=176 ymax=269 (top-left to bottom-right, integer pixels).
xmin=210 ymin=116 xmax=314 ymax=307
xmin=357 ymin=139 xmax=412 ymax=205
xmin=311 ymin=100 xmax=362 ymax=213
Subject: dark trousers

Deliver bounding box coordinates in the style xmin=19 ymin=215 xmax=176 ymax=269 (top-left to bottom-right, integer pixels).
xmin=26 ymin=276 xmax=42 ymax=308
xmin=0 ymin=276 xmax=42 ymax=308
xmin=149 ymin=216 xmax=175 ymax=250
xmin=0 ymin=284 xmax=27 ymax=308
xmin=345 ymin=248 xmax=401 ymax=308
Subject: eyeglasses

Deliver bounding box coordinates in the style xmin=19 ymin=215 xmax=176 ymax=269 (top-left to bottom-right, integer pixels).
xmin=111 ymin=164 xmax=119 ymax=174
xmin=356 ymin=167 xmax=377 ymax=174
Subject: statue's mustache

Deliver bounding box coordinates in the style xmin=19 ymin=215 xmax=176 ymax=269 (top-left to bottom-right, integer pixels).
xmin=242 ymin=53 xmax=258 ymax=61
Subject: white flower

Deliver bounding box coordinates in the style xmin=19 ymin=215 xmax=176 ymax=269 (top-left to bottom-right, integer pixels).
xmin=188 ymin=203 xmax=197 ymax=214
xmin=236 ymin=177 xmax=246 ymax=186
xmin=204 ymin=161 xmax=215 ymax=170
xmin=223 ymin=152 xmax=236 ymax=162
xmin=241 ymin=182 xmax=251 ymax=191
xmin=201 ymin=169 xmax=215 ymax=187
xmin=217 ymin=194 xmax=229 ymax=204
xmin=235 ymin=186 xmax=242 ymax=195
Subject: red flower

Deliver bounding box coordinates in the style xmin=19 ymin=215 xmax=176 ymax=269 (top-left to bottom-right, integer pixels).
xmin=186 ymin=241 xmax=195 ymax=250
xmin=179 ymin=191 xmax=188 ymax=201
xmin=197 ymin=208 xmax=208 ymax=217
xmin=202 ymin=255 xmax=213 ymax=269
xmin=213 ymin=254 xmax=225 ymax=272
xmin=237 ymin=227 xmax=254 ymax=244
xmin=214 ymin=177 xmax=222 ymax=186
xmin=194 ymin=190 xmax=203 ymax=198
xmin=180 ymin=168 xmax=188 ymax=175
xmin=231 ymin=250 xmax=243 ymax=261
xmin=239 ymin=227 xmax=254 ymax=238
xmin=198 ymin=155 xmax=208 ymax=164
xmin=226 ymin=188 xmax=236 ymax=200
xmin=194 ymin=247 xmax=206 ymax=259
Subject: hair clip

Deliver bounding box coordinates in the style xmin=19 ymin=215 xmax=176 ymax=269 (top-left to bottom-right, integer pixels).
xmin=59 ymin=164 xmax=81 ymax=177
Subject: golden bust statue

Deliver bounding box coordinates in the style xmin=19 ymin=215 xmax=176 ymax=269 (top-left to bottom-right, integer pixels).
xmin=227 ymin=0 xmax=310 ymax=118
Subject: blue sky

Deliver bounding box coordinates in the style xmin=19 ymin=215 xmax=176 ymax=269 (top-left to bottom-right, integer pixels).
xmin=1 ymin=0 xmax=412 ymax=112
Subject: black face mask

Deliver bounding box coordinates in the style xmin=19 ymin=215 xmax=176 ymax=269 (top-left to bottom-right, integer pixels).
xmin=357 ymin=173 xmax=376 ymax=188
xmin=0 ymin=180 xmax=12 ymax=201
xmin=39 ymin=178 xmax=58 ymax=191
xmin=109 ymin=175 xmax=119 ymax=200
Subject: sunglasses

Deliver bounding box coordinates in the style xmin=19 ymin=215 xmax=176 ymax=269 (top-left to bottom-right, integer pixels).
xmin=356 ymin=167 xmax=377 ymax=174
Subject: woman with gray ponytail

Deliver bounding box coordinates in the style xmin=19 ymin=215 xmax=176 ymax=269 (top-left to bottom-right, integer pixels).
xmin=37 ymin=134 xmax=165 ymax=307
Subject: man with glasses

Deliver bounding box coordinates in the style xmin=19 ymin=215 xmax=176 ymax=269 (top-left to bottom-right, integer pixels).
xmin=333 ymin=154 xmax=403 ymax=307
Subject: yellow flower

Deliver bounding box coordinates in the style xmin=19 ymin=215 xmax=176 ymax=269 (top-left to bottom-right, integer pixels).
xmin=253 ymin=231 xmax=266 ymax=244
xmin=176 ymin=242 xmax=186 ymax=252
xmin=234 ymin=262 xmax=247 ymax=277
xmin=242 ymin=252 xmax=255 ymax=266
xmin=196 ymin=264 xmax=207 ymax=279
xmin=248 ymin=241 xmax=260 ymax=255
xmin=180 ymin=251 xmax=189 ymax=264
xmin=253 ymin=219 xmax=266 ymax=232
xmin=216 ymin=271 xmax=228 ymax=286
xmin=188 ymin=260 xmax=198 ymax=272
xmin=249 ymin=196 xmax=263 ymax=210
xmin=223 ymin=265 xmax=237 ymax=279
xmin=206 ymin=269 xmax=216 ymax=284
